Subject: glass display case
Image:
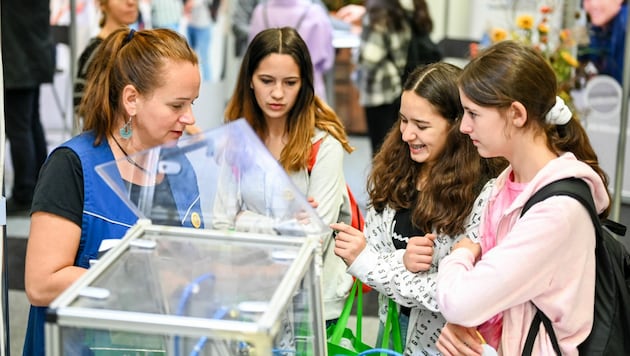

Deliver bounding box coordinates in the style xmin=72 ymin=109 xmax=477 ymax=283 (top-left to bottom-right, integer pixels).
xmin=45 ymin=119 xmax=329 ymax=355
xmin=45 ymin=223 xmax=325 ymax=355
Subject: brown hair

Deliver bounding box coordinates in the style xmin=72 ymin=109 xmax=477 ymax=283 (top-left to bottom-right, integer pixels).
xmin=79 ymin=28 xmax=198 ymax=145
xmin=459 ymin=40 xmax=611 ymax=217
xmin=224 ymin=27 xmax=353 ymax=172
xmin=368 ymin=62 xmax=502 ymax=236
xmin=365 ymin=0 xmax=433 ymax=34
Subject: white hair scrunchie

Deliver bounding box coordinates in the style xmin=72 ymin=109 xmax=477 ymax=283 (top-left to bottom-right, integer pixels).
xmin=545 ymin=96 xmax=572 ymax=125
xmin=399 ymin=0 xmax=414 ymax=11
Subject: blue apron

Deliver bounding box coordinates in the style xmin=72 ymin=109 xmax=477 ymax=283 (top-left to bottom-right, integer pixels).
xmin=23 ymin=132 xmax=203 ymax=355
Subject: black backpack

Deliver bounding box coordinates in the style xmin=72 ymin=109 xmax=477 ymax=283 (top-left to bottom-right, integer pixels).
xmin=400 ymin=21 xmax=442 ymax=84
xmin=520 ymin=178 xmax=630 ymax=355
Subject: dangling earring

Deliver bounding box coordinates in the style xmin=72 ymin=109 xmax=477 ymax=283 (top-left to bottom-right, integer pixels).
xmin=120 ymin=116 xmax=133 ymax=139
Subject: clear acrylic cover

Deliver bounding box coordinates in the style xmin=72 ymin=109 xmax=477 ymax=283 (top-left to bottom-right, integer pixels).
xmin=95 ymin=119 xmax=328 ymax=237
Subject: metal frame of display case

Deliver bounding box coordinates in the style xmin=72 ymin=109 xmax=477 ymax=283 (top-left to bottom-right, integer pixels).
xmin=45 ymin=220 xmax=327 ymax=356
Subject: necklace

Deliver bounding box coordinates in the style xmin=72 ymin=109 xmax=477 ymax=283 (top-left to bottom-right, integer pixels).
xmin=111 ymin=135 xmax=150 ymax=174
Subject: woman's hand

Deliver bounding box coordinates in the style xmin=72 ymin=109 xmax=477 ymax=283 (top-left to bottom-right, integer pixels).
xmin=334 ymin=4 xmax=366 ymax=24
xmin=403 ymin=233 xmax=435 ymax=272
xmin=437 ymin=323 xmax=484 ymax=356
xmin=331 ymin=222 xmax=366 ymax=266
xmin=294 ymin=197 xmax=319 ymax=225
xmin=307 ymin=196 xmax=319 ymax=209
xmin=451 ymin=237 xmax=481 ymax=262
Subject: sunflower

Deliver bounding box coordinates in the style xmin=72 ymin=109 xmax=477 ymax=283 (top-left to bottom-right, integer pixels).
xmin=538 ymin=22 xmax=550 ymax=34
xmin=490 ymin=28 xmax=509 ymax=43
xmin=560 ymin=51 xmax=579 ymax=67
xmin=516 ymin=14 xmax=535 ymax=30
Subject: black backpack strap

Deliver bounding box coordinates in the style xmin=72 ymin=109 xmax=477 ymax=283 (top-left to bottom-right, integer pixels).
xmin=523 ymin=309 xmax=543 ymax=355
xmin=604 ymin=218 xmax=627 ymax=236
xmin=521 ymin=178 xmax=597 ymax=221
xmin=523 ymin=306 xmax=562 ymax=355
xmin=520 ymin=177 xmax=599 ymax=356
xmin=521 ymin=177 xmax=603 ymax=247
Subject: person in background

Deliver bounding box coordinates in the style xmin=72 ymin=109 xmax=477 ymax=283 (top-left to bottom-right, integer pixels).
xmin=335 ymin=3 xmax=366 ymax=24
xmin=73 ymin=0 xmax=139 ymax=113
xmin=215 ymin=27 xmax=354 ymax=327
xmin=332 ymin=63 xmax=502 ymax=355
xmin=231 ymin=0 xmax=350 ymax=57
xmin=232 ymin=0 xmax=261 ymax=57
xmin=435 ymin=40 xmax=610 ymax=355
xmin=1 ymin=0 xmax=55 ymax=215
xmin=23 ymin=28 xmax=203 ymax=355
xmin=354 ymin=0 xmax=435 ymax=156
xmin=579 ymin=0 xmax=627 ymax=83
xmin=184 ymin=0 xmax=215 ymax=82
xmin=248 ymin=0 xmax=335 ymax=103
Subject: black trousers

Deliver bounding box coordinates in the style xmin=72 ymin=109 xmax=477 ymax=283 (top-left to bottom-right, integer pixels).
xmin=4 ymin=87 xmax=48 ymax=203
xmin=364 ymin=97 xmax=401 ymax=156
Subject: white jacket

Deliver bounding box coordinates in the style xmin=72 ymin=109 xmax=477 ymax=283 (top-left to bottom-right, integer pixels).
xmin=213 ymin=129 xmax=353 ymax=320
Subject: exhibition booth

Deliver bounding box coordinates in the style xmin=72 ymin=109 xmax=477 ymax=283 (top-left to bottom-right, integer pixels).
xmin=1 ymin=0 xmax=629 ymax=354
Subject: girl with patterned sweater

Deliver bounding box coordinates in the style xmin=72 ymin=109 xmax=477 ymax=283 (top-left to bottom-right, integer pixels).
xmin=333 ymin=63 xmax=504 ymax=355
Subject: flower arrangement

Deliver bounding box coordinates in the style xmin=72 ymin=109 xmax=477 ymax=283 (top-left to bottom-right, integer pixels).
xmin=475 ymin=3 xmax=579 ymax=109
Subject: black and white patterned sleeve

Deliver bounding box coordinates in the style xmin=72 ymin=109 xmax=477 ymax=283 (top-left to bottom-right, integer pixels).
xmin=464 ymin=179 xmax=495 ymax=243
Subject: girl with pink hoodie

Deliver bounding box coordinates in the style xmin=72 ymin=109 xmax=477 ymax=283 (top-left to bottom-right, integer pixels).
xmin=435 ymin=40 xmax=611 ymax=356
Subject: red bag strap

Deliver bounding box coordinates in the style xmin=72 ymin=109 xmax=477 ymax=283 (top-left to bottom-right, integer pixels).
xmin=309 ymin=138 xmax=370 ymax=292
xmin=347 ymin=187 xmax=365 ymax=232
xmin=308 ymin=138 xmax=323 ymax=173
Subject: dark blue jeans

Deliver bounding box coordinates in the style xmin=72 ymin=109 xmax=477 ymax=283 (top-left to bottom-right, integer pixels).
xmin=376 ymin=312 xmax=409 ymax=351
xmin=4 ymin=87 xmax=48 ymax=203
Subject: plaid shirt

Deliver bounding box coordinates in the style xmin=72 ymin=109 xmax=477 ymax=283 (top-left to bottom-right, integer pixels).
xmin=151 ymin=0 xmax=183 ymax=27
xmin=357 ymin=15 xmax=411 ymax=107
